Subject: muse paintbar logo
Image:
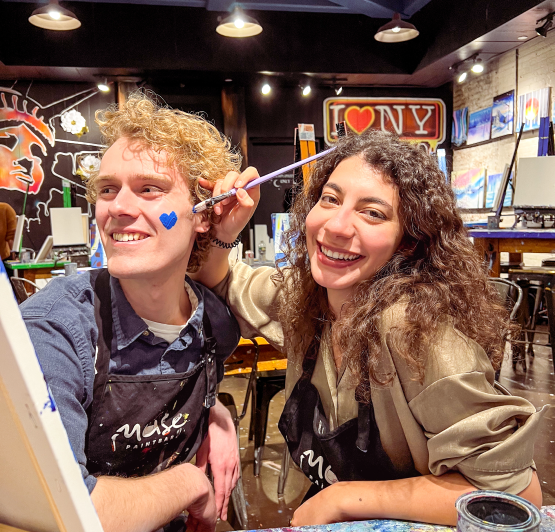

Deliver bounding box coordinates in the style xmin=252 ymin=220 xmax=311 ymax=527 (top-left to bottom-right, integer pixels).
xmin=111 ymin=412 xmax=190 ymax=452
xmin=323 ymin=97 xmax=446 ymax=151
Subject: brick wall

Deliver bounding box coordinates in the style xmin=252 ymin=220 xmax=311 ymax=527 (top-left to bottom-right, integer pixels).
xmin=453 ymin=31 xmax=555 ymax=174
xmin=454 ymin=33 xmax=555 ymax=265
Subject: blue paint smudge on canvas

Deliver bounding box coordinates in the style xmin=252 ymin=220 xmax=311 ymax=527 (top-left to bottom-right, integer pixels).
xmin=41 ymin=388 xmax=57 ymax=414
xmin=160 ymin=211 xmax=177 ymax=230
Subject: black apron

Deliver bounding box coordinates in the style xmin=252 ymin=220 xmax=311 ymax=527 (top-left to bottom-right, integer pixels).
xmin=84 ymin=269 xmax=218 ymax=529
xmin=278 ymin=338 xmax=408 ymax=497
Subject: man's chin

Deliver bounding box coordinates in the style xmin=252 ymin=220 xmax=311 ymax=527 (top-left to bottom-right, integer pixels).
xmin=106 ymin=259 xmax=151 ymax=280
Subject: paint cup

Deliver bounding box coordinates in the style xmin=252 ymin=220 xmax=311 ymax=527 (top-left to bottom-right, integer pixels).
xmin=456 ymin=491 xmax=541 ymax=532
xmin=64 ymin=262 xmax=78 ymax=276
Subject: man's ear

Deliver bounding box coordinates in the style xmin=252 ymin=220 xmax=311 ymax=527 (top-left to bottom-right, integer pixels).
xmin=194 ymin=213 xmax=210 ymax=234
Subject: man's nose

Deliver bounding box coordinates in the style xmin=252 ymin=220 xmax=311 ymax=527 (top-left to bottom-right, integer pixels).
xmin=107 ymin=187 xmax=140 ymax=218
xmin=324 ymin=207 xmax=355 ymax=239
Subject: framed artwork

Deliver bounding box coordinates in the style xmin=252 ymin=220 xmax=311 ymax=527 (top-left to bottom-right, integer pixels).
xmin=451 ymin=168 xmax=486 ymax=209
xmin=517 ymin=87 xmax=551 ymax=131
xmin=451 ymin=107 xmax=468 ymax=147
xmin=486 ymin=167 xmax=513 ymax=210
xmin=491 ymin=90 xmax=514 ymax=139
xmin=467 ymin=107 xmax=492 ymax=145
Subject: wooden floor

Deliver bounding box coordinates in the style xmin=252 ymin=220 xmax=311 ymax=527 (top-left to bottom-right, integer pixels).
xmin=217 ymin=329 xmax=555 ymax=531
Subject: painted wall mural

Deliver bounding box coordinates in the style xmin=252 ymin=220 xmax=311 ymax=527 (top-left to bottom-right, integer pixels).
xmin=0 ymin=82 xmax=114 ymax=251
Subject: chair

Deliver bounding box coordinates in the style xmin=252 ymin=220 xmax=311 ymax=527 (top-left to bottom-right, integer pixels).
xmin=489 ymin=277 xmax=525 ymax=373
xmin=216 ymin=338 xmax=261 ymax=530
xmin=10 ymin=277 xmax=40 ymax=304
xmin=508 ymin=267 xmax=555 ymax=374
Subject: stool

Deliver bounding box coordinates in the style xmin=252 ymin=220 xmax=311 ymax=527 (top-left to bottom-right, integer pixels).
xmin=249 ymin=369 xmax=286 ymax=476
xmin=508 ymin=267 xmax=555 ymax=374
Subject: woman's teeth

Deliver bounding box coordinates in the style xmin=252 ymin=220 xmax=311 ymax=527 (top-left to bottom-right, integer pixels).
xmin=112 ymin=233 xmax=147 ymax=242
xmin=321 ymin=245 xmax=361 ymax=261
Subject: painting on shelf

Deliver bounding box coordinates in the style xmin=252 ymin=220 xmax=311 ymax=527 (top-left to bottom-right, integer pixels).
xmin=485 ymin=172 xmax=513 ymax=209
xmin=491 ymin=90 xmax=514 ymax=139
xmin=517 ymin=87 xmax=551 ymax=131
xmin=467 ymin=107 xmax=492 ymax=145
xmin=451 ymin=168 xmax=486 ymax=209
xmin=452 ymin=107 xmax=468 ymax=147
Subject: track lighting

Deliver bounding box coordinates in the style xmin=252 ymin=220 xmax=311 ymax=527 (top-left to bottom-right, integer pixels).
xmin=97 ymin=79 xmax=110 ymax=92
xmin=261 ymin=83 xmax=271 ymax=95
xmin=302 ymin=85 xmax=311 ymax=97
xmin=471 ymin=58 xmax=484 ymax=73
xmin=450 ymin=53 xmax=485 ymax=83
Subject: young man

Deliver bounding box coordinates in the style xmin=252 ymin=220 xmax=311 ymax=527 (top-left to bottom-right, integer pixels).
xmin=20 ymin=94 xmax=254 ymax=532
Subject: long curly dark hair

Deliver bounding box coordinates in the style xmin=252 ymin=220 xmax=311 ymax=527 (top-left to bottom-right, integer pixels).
xmin=275 ymin=129 xmax=513 ymax=396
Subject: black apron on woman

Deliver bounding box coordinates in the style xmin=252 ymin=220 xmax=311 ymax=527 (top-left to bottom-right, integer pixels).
xmin=84 ymin=269 xmax=218 ymax=531
xmin=278 ymin=338 xmax=414 ymax=499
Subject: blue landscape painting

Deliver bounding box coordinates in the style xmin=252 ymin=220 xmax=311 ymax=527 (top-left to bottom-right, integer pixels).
xmin=491 ymin=91 xmax=514 ymax=139
xmin=486 ymin=172 xmax=513 ymax=208
xmin=468 ymin=107 xmax=492 ymax=145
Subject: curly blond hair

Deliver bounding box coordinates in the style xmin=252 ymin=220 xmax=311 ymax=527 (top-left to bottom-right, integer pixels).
xmin=87 ymin=91 xmax=242 ymax=272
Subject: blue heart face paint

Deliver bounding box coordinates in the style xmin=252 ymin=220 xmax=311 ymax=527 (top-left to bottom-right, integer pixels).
xmin=160 ymin=211 xmax=178 ymax=230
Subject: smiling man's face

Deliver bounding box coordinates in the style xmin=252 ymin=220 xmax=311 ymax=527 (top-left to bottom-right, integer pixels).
xmin=94 ymin=137 xmax=208 ymax=282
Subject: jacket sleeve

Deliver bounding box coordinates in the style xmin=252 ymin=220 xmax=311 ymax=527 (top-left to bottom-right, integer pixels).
xmin=405 ymin=321 xmax=549 ymax=494
xmin=20 ymin=281 xmax=99 ymax=493
xmin=211 ymin=261 xmax=285 ymax=351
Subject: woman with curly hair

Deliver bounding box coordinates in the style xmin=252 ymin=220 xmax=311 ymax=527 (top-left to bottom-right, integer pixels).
xmin=196 ymin=129 xmax=547 ymax=527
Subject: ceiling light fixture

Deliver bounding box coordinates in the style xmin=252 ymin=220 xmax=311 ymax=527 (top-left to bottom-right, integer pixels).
xmin=29 ymin=0 xmax=81 ymax=30
xmin=216 ymin=7 xmax=262 ymax=38
xmin=302 ymin=85 xmax=311 ymax=97
xmin=536 ymin=13 xmax=554 ymax=37
xmin=97 ymin=78 xmax=110 ymax=92
xmin=471 ymin=58 xmax=484 ymax=73
xmin=450 ymin=53 xmax=485 ymax=83
xmin=335 ymin=86 xmax=343 ymax=95
xmin=261 ymin=83 xmax=271 ymax=95
xmin=374 ymin=12 xmax=419 ymax=43
xmin=518 ymin=35 xmax=528 ymax=40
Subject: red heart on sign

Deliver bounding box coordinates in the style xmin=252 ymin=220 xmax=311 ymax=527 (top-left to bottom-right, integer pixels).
xmin=344 ymin=106 xmax=375 ymax=134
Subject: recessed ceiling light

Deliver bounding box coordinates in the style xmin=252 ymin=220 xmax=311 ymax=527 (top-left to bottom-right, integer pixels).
xmin=261 ymin=83 xmax=271 ymax=95
xmin=302 ymin=85 xmax=311 ymax=97
xmin=518 ymin=35 xmax=528 ymax=40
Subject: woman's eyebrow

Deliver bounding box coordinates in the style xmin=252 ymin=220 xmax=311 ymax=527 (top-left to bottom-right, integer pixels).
xmin=324 ymin=181 xmax=393 ymax=209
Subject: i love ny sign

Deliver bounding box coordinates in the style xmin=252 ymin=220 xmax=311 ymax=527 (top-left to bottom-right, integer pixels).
xmin=323 ymin=97 xmax=446 ymax=151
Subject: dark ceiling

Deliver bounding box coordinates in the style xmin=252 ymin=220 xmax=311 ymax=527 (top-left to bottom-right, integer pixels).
xmin=0 ymin=0 xmax=554 ymax=88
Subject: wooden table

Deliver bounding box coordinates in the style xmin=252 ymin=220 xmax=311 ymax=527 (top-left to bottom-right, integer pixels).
xmin=469 ymin=229 xmax=555 ymax=277
xmin=224 ymin=337 xmax=287 ymax=376
xmin=4 ymin=261 xmax=69 ymax=284
xmin=242 ymin=506 xmax=555 ymax=532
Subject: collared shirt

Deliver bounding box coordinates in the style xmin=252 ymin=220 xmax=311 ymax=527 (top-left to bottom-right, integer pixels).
xmin=20 ymin=271 xmax=240 ymax=493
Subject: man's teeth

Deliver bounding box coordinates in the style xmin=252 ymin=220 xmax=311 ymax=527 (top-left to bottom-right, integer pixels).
xmin=321 ymin=245 xmax=361 ymax=261
xmin=112 ymin=233 xmax=148 ymax=242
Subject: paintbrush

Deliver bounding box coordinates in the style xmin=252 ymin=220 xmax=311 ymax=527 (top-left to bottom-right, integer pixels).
xmin=192 ymin=146 xmax=336 ymax=213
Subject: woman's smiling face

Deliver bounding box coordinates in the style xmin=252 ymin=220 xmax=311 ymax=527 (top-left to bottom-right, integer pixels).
xmin=305 ymin=155 xmax=404 ymax=304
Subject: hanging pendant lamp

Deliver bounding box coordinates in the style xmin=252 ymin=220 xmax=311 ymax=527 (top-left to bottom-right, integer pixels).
xmin=374 ymin=13 xmax=419 ymax=43
xmin=216 ymin=7 xmax=262 ymax=38
xmin=29 ymin=0 xmax=81 ymax=31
